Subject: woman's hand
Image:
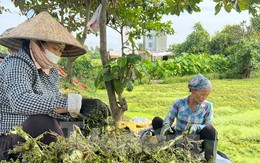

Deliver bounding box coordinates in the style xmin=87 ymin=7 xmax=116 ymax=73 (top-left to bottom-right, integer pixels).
xmin=188 ymin=125 xmax=199 ymax=134
xmin=160 ymin=124 xmax=174 ymax=137
xmin=54 ymin=108 xmax=68 ymax=114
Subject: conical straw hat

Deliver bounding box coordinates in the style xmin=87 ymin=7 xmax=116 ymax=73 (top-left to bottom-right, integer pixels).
xmin=0 ymin=11 xmax=86 ymax=57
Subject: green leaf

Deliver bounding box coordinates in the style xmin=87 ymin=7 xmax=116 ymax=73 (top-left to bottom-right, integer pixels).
xmin=235 ymin=1 xmax=241 ymax=13
xmin=125 ymin=80 xmax=134 ymax=92
xmin=215 ymin=3 xmax=222 ymax=15
xmin=76 ymin=33 xmax=82 ymax=42
xmin=224 ymin=4 xmax=232 ymax=13
xmin=187 ymin=5 xmax=193 ymax=14
xmin=133 ymin=67 xmax=143 ymax=79
xmin=104 ymin=72 xmax=114 ymax=81
xmin=113 ymin=79 xmax=125 ymax=94
xmin=117 ymin=57 xmax=127 ymax=68
xmin=94 ymin=70 xmax=104 ymax=88
xmin=192 ymin=5 xmax=201 ymax=12
xmin=127 ymin=54 xmax=141 ymax=64
xmin=129 ymin=36 xmax=135 ymax=48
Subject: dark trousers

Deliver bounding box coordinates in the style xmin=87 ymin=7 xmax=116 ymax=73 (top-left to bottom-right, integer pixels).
xmin=0 ymin=115 xmax=64 ymax=161
xmin=152 ymin=116 xmax=217 ymax=140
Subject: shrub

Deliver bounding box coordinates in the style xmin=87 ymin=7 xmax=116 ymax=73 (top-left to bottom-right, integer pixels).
xmin=227 ymin=40 xmax=260 ymax=78
xmin=142 ymin=53 xmax=229 ymax=80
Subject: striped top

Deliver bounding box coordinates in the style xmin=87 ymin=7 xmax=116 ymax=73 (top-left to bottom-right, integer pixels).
xmin=163 ymin=96 xmax=213 ymax=134
xmin=0 ymin=49 xmax=70 ymax=135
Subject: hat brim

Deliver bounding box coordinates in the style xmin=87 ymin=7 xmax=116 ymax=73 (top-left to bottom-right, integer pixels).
xmin=0 ymin=37 xmax=86 ymax=57
xmin=0 ymin=11 xmax=86 ymax=57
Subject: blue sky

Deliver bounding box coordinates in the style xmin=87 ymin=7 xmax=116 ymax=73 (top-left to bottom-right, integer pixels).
xmin=0 ymin=0 xmax=252 ymax=52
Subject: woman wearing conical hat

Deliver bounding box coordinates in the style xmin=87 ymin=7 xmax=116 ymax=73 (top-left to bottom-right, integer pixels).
xmin=0 ymin=11 xmax=86 ymax=161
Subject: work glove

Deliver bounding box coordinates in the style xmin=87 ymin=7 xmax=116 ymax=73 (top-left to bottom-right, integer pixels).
xmin=78 ymin=98 xmax=111 ymax=128
xmin=159 ymin=123 xmax=174 ymax=139
xmin=188 ymin=125 xmax=199 ymax=134
xmin=67 ymin=93 xmax=82 ymax=118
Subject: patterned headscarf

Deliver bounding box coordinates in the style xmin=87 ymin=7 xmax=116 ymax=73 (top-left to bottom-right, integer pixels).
xmin=188 ymin=74 xmax=212 ymax=90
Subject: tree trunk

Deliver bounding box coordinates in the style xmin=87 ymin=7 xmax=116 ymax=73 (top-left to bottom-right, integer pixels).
xmin=66 ymin=0 xmax=91 ymax=82
xmin=121 ymin=26 xmax=124 ymax=54
xmin=67 ymin=57 xmax=77 ymax=83
xmin=100 ymin=0 xmax=127 ymax=127
xmin=243 ymin=69 xmax=251 ymax=78
xmin=81 ymin=0 xmax=92 ymax=45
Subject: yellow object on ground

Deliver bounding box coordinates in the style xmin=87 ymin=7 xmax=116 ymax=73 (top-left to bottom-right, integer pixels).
xmin=119 ymin=121 xmax=151 ymax=133
xmin=149 ymin=136 xmax=159 ymax=144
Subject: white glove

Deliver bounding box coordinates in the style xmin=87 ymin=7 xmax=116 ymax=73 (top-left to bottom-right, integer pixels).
xmin=188 ymin=125 xmax=198 ymax=134
xmin=160 ymin=123 xmax=174 ymax=138
xmin=68 ymin=93 xmax=82 ymax=118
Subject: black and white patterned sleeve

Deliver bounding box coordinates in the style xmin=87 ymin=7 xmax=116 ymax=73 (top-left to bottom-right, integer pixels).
xmin=4 ymin=58 xmax=68 ymax=115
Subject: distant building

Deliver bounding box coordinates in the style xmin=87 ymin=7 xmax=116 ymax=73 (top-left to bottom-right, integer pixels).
xmin=143 ymin=31 xmax=167 ymax=52
xmin=122 ymin=28 xmax=168 ymax=53
xmin=143 ymin=31 xmax=172 ymax=61
xmin=119 ymin=28 xmax=172 ymax=61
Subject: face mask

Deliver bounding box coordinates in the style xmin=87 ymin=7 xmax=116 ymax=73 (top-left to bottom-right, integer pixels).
xmin=45 ymin=49 xmax=60 ymax=64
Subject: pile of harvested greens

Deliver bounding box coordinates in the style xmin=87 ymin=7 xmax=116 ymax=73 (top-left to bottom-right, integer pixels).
xmin=3 ymin=126 xmax=206 ymax=163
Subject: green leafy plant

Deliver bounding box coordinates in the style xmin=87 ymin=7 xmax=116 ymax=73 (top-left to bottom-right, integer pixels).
xmin=142 ymin=53 xmax=229 ymax=80
xmin=58 ymin=55 xmax=102 ymax=83
xmin=95 ymin=53 xmax=144 ymax=97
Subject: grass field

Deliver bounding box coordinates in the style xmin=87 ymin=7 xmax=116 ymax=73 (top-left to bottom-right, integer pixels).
xmin=79 ymin=72 xmax=260 ymax=163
